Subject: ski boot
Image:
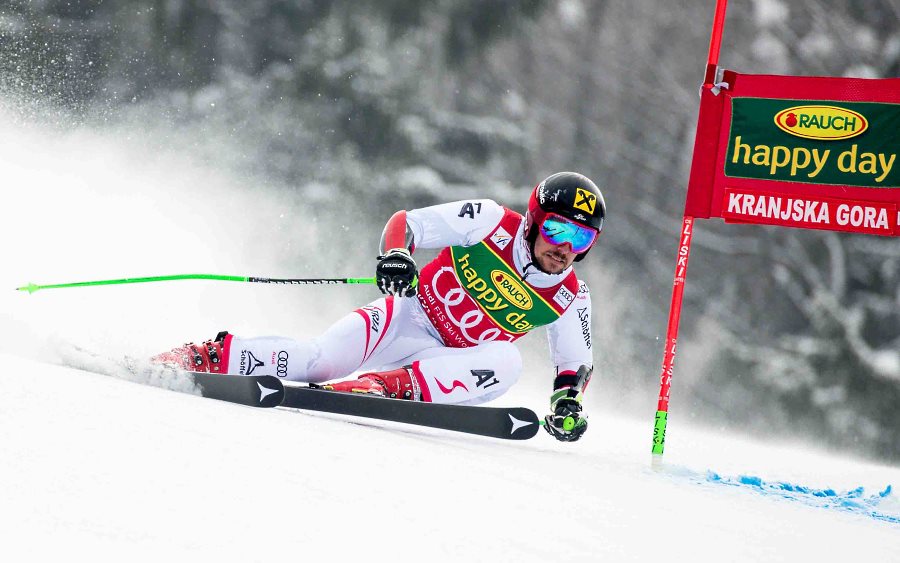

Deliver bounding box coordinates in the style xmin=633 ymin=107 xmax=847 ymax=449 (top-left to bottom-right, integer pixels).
xmin=320 ymin=366 xmax=420 ymax=400
xmin=151 ymin=331 xmax=232 ymax=373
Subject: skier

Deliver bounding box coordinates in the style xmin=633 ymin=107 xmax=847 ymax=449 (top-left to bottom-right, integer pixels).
xmin=152 ymin=171 xmax=605 ymax=442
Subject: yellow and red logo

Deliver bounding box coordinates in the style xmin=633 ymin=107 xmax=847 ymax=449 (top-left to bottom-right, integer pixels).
xmin=774 ymin=105 xmax=868 ymax=141
xmin=491 ymin=270 xmax=533 ymax=310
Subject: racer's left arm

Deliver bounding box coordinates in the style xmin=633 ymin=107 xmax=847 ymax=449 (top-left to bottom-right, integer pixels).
xmin=544 ymin=280 xmax=594 ymax=442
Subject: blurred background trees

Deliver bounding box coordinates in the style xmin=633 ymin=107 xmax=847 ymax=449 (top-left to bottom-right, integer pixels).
xmin=1 ymin=0 xmax=898 ymax=459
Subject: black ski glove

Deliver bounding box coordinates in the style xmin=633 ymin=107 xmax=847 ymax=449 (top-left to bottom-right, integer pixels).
xmin=376 ymin=248 xmax=418 ymax=297
xmin=544 ymin=394 xmax=588 ymax=442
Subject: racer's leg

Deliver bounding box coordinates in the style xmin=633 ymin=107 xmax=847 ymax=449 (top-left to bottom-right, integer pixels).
xmin=392 ymin=341 xmax=523 ymax=406
xmin=226 ymin=296 xmax=440 ymax=383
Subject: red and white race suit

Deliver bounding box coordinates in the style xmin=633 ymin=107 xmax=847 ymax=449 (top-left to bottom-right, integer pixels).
xmin=226 ymin=200 xmax=593 ymax=405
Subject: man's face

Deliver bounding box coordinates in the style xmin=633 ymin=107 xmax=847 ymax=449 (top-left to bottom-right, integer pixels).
xmin=533 ymin=234 xmax=577 ymax=274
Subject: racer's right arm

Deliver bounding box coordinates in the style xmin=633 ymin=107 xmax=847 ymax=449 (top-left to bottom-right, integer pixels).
xmin=404 ymin=199 xmax=505 ymax=249
xmin=375 ymin=200 xmax=503 ymax=297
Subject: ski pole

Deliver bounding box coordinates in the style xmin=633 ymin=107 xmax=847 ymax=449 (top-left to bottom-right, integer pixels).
xmin=16 ymin=274 xmax=377 ymax=294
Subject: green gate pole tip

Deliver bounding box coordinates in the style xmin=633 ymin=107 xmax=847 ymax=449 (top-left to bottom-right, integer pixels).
xmin=16 ymin=283 xmax=40 ymax=294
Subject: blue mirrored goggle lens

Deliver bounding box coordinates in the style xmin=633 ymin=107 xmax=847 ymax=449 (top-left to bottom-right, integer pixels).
xmin=539 ymin=217 xmax=598 ymax=253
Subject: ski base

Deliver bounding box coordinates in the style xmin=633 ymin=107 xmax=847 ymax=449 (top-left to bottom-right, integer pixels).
xmin=187 ymin=373 xmax=540 ymax=440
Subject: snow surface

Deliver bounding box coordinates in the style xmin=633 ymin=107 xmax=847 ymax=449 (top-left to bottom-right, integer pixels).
xmin=2 ymin=110 xmax=899 ymax=562
xmin=1 ymin=352 xmax=899 ymax=562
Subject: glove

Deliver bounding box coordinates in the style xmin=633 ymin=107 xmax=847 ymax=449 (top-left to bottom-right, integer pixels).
xmin=376 ymin=248 xmax=418 ymax=297
xmin=543 ymin=390 xmax=588 ymax=442
xmin=543 ymin=364 xmax=592 ymax=442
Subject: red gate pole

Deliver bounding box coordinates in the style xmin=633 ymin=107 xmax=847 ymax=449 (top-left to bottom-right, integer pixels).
xmin=652 ymin=0 xmax=729 ymax=458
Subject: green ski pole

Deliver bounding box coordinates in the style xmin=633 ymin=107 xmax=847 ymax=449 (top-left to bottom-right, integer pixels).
xmin=16 ymin=274 xmax=377 ymax=294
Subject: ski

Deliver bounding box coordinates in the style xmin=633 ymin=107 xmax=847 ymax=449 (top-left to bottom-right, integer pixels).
xmin=186 ymin=373 xmax=540 ymax=440
xmin=281 ymin=385 xmax=541 ymax=440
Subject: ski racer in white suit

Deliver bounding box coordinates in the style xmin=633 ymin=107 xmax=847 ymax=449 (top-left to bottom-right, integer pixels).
xmin=153 ymin=172 xmax=605 ymax=441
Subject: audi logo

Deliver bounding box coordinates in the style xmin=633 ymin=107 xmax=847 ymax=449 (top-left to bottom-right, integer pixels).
xmin=276 ymin=351 xmax=289 ymax=377
xmin=431 ymin=267 xmax=505 ymax=345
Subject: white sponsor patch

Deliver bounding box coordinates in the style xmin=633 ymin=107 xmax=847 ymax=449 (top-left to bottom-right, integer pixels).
xmin=490 ymin=226 xmax=512 ymax=250
xmin=553 ymin=286 xmax=575 ymax=308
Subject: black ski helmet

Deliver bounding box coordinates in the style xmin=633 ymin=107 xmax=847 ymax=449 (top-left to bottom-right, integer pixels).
xmin=525 ymin=172 xmax=606 ymax=262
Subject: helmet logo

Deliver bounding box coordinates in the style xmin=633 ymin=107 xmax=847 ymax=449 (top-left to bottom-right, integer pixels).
xmin=574 ymin=188 xmax=597 ymax=214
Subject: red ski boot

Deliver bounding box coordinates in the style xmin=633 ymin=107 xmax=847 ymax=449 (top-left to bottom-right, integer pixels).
xmin=151 ymin=331 xmax=232 ymax=373
xmin=322 ymin=366 xmax=420 ymax=400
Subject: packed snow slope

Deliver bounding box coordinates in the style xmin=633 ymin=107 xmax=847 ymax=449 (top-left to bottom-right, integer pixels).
xmin=1 ymin=352 xmax=899 ymax=562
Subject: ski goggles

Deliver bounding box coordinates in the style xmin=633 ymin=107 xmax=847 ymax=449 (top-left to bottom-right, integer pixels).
xmin=538 ymin=213 xmax=599 ymax=253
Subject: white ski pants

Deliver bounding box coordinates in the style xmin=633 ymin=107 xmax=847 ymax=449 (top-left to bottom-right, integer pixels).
xmin=227 ymin=296 xmax=522 ymax=405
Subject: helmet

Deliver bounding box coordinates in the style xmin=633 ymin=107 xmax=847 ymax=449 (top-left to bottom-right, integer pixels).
xmin=525 ymin=172 xmax=606 ymax=262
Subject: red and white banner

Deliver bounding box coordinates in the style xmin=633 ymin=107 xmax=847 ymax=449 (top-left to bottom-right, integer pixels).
xmin=684 ymin=71 xmax=900 ymax=237
xmin=721 ymin=188 xmax=899 ymax=236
